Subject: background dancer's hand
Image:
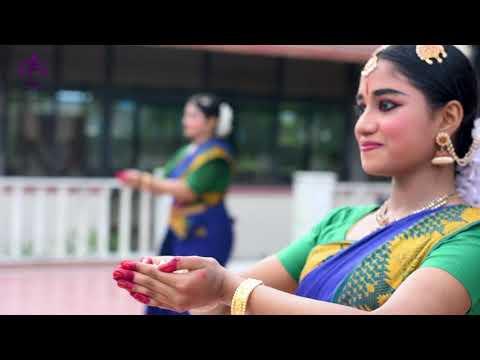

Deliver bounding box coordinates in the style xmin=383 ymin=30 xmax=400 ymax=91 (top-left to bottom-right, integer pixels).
xmin=116 ymin=169 xmax=141 ymax=189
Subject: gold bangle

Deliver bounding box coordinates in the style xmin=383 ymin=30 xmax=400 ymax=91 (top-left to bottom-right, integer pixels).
xmin=230 ymin=279 xmax=263 ymax=316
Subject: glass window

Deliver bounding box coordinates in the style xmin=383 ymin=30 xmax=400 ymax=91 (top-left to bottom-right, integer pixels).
xmin=275 ymin=103 xmax=310 ymax=181
xmin=3 ymin=45 xmax=356 ymax=183
xmin=6 ymin=88 xmax=104 ymax=176
xmin=138 ymin=103 xmax=184 ymax=171
xmin=111 ymin=99 xmax=136 ymax=170
xmin=6 ymin=89 xmax=56 ymax=176
xmin=233 ymin=100 xmax=277 ymax=183
xmin=309 ymin=105 xmax=346 ymax=174
xmin=232 ymin=100 xmax=347 ymax=184
xmin=56 ymin=90 xmax=103 ymax=176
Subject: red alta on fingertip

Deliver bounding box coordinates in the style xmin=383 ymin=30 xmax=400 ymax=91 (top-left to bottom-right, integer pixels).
xmin=113 ymin=269 xmax=123 ymax=281
xmin=120 ymin=260 xmax=137 ymax=271
xmin=117 ymin=280 xmax=134 ymax=291
xmin=132 ymin=292 xmax=150 ymax=305
xmin=112 ymin=269 xmax=134 ymax=282
xmin=158 ymin=258 xmax=179 ymax=273
xmin=116 ymin=170 xmax=128 ymax=182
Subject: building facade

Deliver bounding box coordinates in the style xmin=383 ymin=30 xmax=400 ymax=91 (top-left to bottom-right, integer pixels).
xmin=0 ymin=45 xmax=476 ymax=184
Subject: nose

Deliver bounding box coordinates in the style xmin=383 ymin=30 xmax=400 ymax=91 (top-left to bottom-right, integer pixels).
xmin=355 ymin=110 xmax=379 ymax=140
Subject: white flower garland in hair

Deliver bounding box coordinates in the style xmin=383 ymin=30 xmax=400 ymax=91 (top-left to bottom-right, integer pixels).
xmin=456 ymin=118 xmax=480 ymax=207
xmin=454 ymin=45 xmax=474 ymax=61
xmin=216 ymin=103 xmax=234 ymax=138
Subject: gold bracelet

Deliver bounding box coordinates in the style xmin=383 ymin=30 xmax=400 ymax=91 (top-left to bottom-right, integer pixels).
xmin=230 ymin=279 xmax=264 ymax=316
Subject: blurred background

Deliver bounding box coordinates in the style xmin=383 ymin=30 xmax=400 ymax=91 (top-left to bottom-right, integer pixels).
xmin=0 ymin=45 xmax=478 ymax=314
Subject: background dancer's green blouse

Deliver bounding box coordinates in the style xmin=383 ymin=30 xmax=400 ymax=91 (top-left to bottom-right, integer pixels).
xmin=162 ymin=144 xmax=231 ymax=196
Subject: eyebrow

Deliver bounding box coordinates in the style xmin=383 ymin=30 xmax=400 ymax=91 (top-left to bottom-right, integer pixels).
xmin=356 ymin=88 xmax=408 ymax=102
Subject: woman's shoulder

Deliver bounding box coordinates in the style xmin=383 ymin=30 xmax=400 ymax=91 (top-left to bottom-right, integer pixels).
xmin=191 ymin=143 xmax=233 ymax=171
xmin=427 ymin=206 xmax=480 ymax=248
xmin=446 ymin=206 xmax=480 ymax=237
xmin=310 ymin=205 xmax=379 ymax=236
xmin=322 ymin=205 xmax=379 ymax=223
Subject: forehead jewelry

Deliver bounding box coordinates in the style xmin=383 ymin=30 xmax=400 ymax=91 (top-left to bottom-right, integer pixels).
xmin=361 ymin=45 xmax=390 ymax=78
xmin=361 ymin=45 xmax=449 ymax=78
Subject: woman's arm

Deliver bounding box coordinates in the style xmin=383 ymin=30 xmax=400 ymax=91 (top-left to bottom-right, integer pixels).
xmin=119 ymin=257 xmax=471 ymax=315
xmin=120 ymin=170 xmax=197 ymax=203
xmin=191 ymin=256 xmax=298 ymax=315
xmin=218 ymin=267 xmax=470 ymax=315
xmin=149 ymin=178 xmax=197 ymax=203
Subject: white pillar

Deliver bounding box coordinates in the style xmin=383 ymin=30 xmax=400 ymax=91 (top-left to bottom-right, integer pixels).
xmin=97 ymin=188 xmax=111 ymax=258
xmin=292 ymin=171 xmax=337 ymax=242
xmin=118 ymin=187 xmax=132 ymax=258
xmin=33 ymin=188 xmax=47 ymax=257
xmin=138 ymin=190 xmax=152 ymax=255
xmin=55 ymin=187 xmax=69 ymax=258
xmin=10 ymin=182 xmax=23 ymax=259
xmin=153 ymin=168 xmax=173 ymax=250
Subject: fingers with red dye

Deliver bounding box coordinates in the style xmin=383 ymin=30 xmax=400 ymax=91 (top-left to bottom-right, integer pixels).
xmin=130 ymin=292 xmax=150 ymax=305
xmin=141 ymin=257 xmax=154 ymax=265
xmin=117 ymin=280 xmax=134 ymax=291
xmin=112 ymin=268 xmax=135 ymax=281
xmin=120 ymin=260 xmax=137 ymax=271
xmin=157 ymin=258 xmax=179 ymax=273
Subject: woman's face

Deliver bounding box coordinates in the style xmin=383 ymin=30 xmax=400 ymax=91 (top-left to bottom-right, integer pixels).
xmin=355 ymin=60 xmax=442 ymax=177
xmin=182 ymin=102 xmax=215 ymax=140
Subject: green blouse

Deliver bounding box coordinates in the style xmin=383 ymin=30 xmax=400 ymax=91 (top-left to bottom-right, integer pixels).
xmin=278 ymin=206 xmax=480 ymax=314
xmin=163 ymin=145 xmax=232 ymax=196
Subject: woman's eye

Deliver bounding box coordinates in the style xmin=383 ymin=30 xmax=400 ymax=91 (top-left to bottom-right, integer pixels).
xmin=379 ymin=100 xmax=398 ymax=112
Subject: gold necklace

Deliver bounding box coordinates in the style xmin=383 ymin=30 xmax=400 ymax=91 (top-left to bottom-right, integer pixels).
xmin=375 ymin=192 xmax=459 ymax=228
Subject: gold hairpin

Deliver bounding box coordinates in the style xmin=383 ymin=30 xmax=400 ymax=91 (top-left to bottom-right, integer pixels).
xmin=361 ymin=45 xmax=390 ymax=78
xmin=362 ymin=45 xmax=449 ymax=78
xmin=416 ymin=45 xmax=448 ymax=65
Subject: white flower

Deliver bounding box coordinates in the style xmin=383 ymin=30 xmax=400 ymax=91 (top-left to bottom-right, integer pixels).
xmin=216 ymin=103 xmax=234 ymax=138
xmin=456 ymin=118 xmax=480 ymax=207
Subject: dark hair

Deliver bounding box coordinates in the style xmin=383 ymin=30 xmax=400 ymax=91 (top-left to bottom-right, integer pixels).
xmin=187 ymin=93 xmax=222 ymax=119
xmin=376 ymin=45 xmax=478 ymax=158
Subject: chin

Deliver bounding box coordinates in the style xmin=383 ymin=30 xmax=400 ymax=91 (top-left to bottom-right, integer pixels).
xmin=361 ymin=162 xmax=392 ymax=178
xmin=183 ymin=130 xmax=195 ymax=139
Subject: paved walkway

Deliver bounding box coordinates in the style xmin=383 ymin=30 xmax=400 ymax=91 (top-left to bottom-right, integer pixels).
xmin=0 ymin=260 xmax=257 ymax=315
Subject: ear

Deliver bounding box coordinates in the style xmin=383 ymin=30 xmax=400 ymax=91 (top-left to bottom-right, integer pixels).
xmin=437 ymin=100 xmax=464 ymax=136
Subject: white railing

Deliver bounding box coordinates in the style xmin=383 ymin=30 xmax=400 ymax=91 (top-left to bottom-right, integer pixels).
xmin=0 ymin=175 xmax=391 ymax=264
xmin=0 ymin=177 xmax=170 ymax=263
